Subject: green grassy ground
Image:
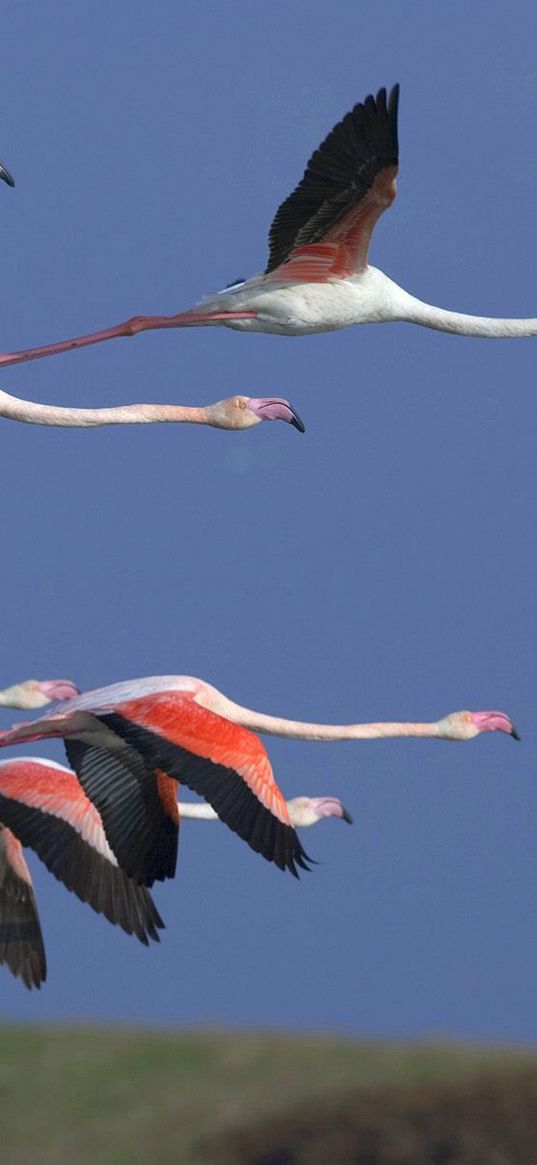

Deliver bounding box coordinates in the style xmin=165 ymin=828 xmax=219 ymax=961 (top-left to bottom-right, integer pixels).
xmin=0 ymin=1023 xmax=534 ymax=1165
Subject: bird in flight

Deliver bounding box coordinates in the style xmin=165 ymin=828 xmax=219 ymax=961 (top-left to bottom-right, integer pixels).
xmin=1 ymin=84 xmax=537 ymax=372
xmin=0 ymin=677 xmax=518 ymax=888
xmin=0 ymin=756 xmax=349 ymax=988
xmin=1 ymin=673 xmax=519 ymax=743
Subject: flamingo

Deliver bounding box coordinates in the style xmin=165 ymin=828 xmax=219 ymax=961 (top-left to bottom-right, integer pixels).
xmin=0 ymin=677 xmax=517 ymax=888
xmin=0 ymin=758 xmax=349 ymax=989
xmin=0 ymin=756 xmax=164 ymax=989
xmin=0 ymin=674 xmax=519 ymax=742
xmin=0 ymin=387 xmax=304 ymax=433
xmin=2 ymin=85 xmax=537 ymax=372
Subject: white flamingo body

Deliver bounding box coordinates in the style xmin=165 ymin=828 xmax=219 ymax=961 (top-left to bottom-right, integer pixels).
xmin=192 ymin=272 xmax=388 ymax=335
xmin=194 ymin=266 xmax=537 ymax=339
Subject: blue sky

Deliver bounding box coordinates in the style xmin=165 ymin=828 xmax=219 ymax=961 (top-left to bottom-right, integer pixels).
xmin=1 ymin=1 xmax=536 ymax=1041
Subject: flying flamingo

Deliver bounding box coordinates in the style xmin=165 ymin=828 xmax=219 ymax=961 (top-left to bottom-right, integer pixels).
xmin=0 ymin=387 xmax=304 ymax=433
xmin=0 ymin=756 xmax=164 ymax=989
xmin=0 ymin=673 xmax=520 ymax=742
xmin=0 ymin=677 xmax=517 ymax=887
xmin=0 ymin=757 xmax=349 ymax=988
xmin=1 ymin=85 xmax=537 ymax=372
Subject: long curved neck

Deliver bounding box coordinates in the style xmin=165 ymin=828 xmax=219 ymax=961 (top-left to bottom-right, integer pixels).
xmin=0 ymin=389 xmax=209 ymax=428
xmin=389 ymin=284 xmax=537 ymax=338
xmin=197 ymin=686 xmax=441 ymax=741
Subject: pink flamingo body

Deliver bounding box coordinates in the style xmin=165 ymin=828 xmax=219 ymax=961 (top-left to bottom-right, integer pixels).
xmin=0 ymin=674 xmax=519 ymax=742
xmin=0 ymin=677 xmax=517 ymax=889
xmin=2 ymin=85 xmax=537 ymax=373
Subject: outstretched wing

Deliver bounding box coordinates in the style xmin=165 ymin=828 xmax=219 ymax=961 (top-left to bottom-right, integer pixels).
xmin=63 ymin=693 xmax=311 ymax=884
xmin=0 ymin=827 xmax=46 ymax=989
xmin=266 ymin=85 xmax=399 ymax=280
xmin=0 ymin=759 xmax=164 ymax=943
xmin=103 ymin=695 xmax=311 ymax=877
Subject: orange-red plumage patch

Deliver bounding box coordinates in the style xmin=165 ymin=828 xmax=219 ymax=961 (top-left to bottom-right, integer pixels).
xmin=155 ymin=771 xmax=179 ymax=824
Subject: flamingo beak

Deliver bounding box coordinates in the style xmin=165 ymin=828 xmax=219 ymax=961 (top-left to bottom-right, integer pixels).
xmin=0 ymin=161 xmax=15 ymax=188
xmin=288 ymin=406 xmax=305 ymax=433
xmin=246 ymin=397 xmax=305 ymax=433
xmin=341 ymin=805 xmax=353 ymax=824
xmin=510 ymin=722 xmax=521 ymax=741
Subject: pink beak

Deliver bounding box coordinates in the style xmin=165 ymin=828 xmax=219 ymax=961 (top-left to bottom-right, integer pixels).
xmin=310 ymin=797 xmax=353 ymax=824
xmin=471 ymin=710 xmax=520 ymax=739
xmin=37 ymin=679 xmax=81 ymax=702
xmin=246 ymin=397 xmax=305 ymax=432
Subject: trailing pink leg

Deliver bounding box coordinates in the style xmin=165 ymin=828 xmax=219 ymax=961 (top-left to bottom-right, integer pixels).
xmin=0 ymin=309 xmax=256 ymax=370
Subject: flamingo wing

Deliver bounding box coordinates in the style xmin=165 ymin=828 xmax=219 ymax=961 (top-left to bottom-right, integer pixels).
xmin=63 ymin=693 xmax=311 ymax=884
xmin=266 ymin=85 xmax=399 ymax=280
xmin=0 ymin=759 xmax=164 ymax=943
xmin=64 ymin=739 xmax=179 ymax=888
xmin=0 ymin=827 xmax=46 ymax=989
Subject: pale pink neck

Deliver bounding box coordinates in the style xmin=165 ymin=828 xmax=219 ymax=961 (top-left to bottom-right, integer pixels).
xmin=197 ymin=687 xmax=440 ymax=741
xmin=394 ymin=290 xmax=537 ymax=338
xmin=0 ymin=389 xmax=208 ymax=428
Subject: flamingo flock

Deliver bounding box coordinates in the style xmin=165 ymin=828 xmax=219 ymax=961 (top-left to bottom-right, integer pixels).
xmin=0 ymin=673 xmax=517 ymax=983
xmin=0 ymin=82 xmax=524 ymax=990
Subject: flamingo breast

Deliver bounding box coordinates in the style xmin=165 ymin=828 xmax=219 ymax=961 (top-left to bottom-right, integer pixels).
xmin=214 ymin=269 xmax=397 ymax=334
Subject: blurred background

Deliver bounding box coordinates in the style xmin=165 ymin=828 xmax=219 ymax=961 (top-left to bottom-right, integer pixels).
xmin=1 ymin=2 xmax=536 ymax=1160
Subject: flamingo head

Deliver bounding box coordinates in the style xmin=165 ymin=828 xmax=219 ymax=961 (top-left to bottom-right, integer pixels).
xmin=207 ymin=395 xmax=304 ymax=432
xmin=287 ymin=796 xmax=353 ymax=827
xmin=436 ymin=709 xmax=520 ymax=741
xmin=0 ymin=678 xmax=80 ymax=709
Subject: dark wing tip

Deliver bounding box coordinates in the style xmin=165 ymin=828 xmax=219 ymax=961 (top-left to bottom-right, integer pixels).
xmin=287 ymin=835 xmax=314 ymax=877
xmin=266 ymin=82 xmax=400 ymax=274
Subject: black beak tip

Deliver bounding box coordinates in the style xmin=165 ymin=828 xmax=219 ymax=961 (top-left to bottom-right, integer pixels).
xmin=510 ymin=723 xmax=521 ymax=741
xmin=290 ymin=409 xmax=305 ymax=434
xmin=0 ymin=164 xmax=15 ymax=188
xmin=342 ymin=807 xmax=353 ymax=825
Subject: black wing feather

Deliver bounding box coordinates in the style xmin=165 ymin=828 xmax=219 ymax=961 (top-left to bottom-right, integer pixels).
xmin=98 ymin=713 xmax=311 ymax=878
xmin=0 ymin=789 xmax=164 ymax=941
xmin=266 ymin=84 xmax=399 ymax=273
xmin=64 ymin=737 xmax=178 ymax=888
xmin=0 ymin=856 xmax=45 ymax=989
